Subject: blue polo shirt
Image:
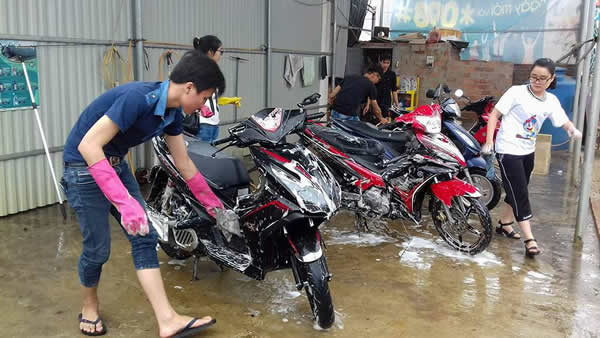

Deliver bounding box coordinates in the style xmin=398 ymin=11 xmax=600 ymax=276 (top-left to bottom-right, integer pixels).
xmin=63 ymin=81 xmax=183 ymax=163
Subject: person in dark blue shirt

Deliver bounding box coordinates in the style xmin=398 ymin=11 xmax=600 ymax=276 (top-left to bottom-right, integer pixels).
xmin=62 ymin=50 xmax=222 ymax=337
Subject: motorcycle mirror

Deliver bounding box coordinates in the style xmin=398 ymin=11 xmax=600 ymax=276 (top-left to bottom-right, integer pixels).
xmin=454 ymin=89 xmax=464 ymax=98
xmin=426 ymin=89 xmax=435 ymax=98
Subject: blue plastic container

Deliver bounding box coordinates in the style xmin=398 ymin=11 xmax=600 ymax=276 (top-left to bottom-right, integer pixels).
xmin=539 ymin=67 xmax=574 ymax=150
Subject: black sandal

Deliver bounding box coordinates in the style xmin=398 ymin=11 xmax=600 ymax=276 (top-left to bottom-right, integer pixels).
xmin=524 ymin=238 xmax=540 ymax=258
xmin=78 ymin=313 xmax=107 ymax=336
xmin=495 ymin=221 xmax=521 ymax=239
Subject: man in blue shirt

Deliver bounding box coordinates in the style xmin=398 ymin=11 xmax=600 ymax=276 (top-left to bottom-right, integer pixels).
xmin=62 ymin=51 xmax=222 ymax=337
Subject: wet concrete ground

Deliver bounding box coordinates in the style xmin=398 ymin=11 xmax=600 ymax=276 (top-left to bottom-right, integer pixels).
xmin=1 ymin=152 xmax=599 ymax=338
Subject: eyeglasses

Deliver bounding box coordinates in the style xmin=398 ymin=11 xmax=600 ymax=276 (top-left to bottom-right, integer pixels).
xmin=217 ymin=48 xmax=224 ymax=55
xmin=529 ymin=75 xmax=550 ymax=83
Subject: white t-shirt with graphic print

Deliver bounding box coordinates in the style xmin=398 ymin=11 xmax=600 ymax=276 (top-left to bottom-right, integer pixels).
xmin=199 ymin=92 xmax=220 ymax=125
xmin=494 ymin=85 xmax=568 ymax=156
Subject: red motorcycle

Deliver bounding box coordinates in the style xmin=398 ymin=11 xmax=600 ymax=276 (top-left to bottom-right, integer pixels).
xmin=460 ymin=95 xmax=499 ymax=145
xmin=459 ymin=94 xmax=502 ymax=181
xmin=302 ymin=103 xmax=493 ymax=254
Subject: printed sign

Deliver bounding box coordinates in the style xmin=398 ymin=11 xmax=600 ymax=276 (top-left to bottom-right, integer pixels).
xmin=0 ymin=40 xmax=39 ymax=111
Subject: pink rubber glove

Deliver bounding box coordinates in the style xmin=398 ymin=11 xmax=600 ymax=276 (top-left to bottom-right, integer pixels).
xmin=88 ymin=159 xmax=148 ymax=236
xmin=186 ymin=171 xmax=224 ymax=218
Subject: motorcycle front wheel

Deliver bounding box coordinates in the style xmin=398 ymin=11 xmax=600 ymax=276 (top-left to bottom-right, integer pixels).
xmin=431 ymin=196 xmax=492 ymax=255
xmin=302 ymin=257 xmax=335 ymax=329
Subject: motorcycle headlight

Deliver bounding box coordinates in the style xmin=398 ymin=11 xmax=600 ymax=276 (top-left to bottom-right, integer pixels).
xmin=270 ymin=164 xmax=333 ymax=214
xmin=416 ymin=115 xmax=442 ymax=134
xmin=297 ymin=187 xmax=330 ymax=213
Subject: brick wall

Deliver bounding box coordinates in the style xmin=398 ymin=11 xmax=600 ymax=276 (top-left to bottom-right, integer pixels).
xmin=513 ymin=64 xmax=532 ymax=85
xmin=392 ymin=42 xmax=513 ymax=115
xmin=513 ymin=63 xmax=577 ymax=85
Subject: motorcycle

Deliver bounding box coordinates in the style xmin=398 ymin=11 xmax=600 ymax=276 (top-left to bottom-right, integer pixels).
xmin=331 ymin=85 xmax=501 ymax=210
xmin=302 ymin=103 xmax=493 ymax=254
xmin=430 ymin=85 xmax=502 ymax=210
xmin=459 ymin=93 xmax=502 ymax=181
xmin=461 ymin=94 xmax=498 ymax=146
xmin=145 ymin=94 xmax=341 ymax=329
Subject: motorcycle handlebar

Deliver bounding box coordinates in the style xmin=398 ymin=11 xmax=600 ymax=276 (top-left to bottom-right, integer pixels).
xmin=378 ymin=121 xmax=403 ymax=130
xmin=306 ymin=112 xmax=325 ymax=121
xmin=300 ymin=93 xmax=321 ymax=107
xmin=211 ymin=135 xmax=233 ymax=146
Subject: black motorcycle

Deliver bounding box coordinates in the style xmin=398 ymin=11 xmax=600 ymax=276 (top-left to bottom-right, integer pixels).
xmin=145 ymin=94 xmax=341 ymax=328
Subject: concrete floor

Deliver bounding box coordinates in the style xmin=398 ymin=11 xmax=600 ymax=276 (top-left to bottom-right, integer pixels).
xmin=1 ymin=152 xmax=599 ymax=338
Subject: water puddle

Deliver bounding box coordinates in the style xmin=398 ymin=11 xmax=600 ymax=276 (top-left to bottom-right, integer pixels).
xmin=323 ymin=229 xmax=396 ymax=247
xmin=398 ymin=237 xmax=503 ymax=268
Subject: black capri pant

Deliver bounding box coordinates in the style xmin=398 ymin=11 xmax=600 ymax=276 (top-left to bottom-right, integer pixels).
xmin=496 ymin=152 xmax=535 ymax=222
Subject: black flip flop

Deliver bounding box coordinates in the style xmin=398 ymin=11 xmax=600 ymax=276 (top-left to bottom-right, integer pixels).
xmin=78 ymin=313 xmax=107 ymax=336
xmin=172 ymin=318 xmax=216 ymax=338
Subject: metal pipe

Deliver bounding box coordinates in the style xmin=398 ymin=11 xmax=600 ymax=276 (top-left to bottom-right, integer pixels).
xmin=379 ymin=0 xmax=385 ymax=26
xmin=330 ymin=0 xmax=336 ymax=93
xmin=571 ymin=0 xmax=596 ymax=185
xmin=0 ymin=146 xmax=64 ymax=162
xmin=0 ymin=33 xmax=129 ymax=46
xmin=133 ymin=0 xmax=148 ymax=169
xmin=575 ymin=37 xmax=600 ymax=241
xmin=272 ymin=48 xmax=332 ymax=56
xmin=337 ymin=25 xmax=372 ymax=32
xmin=568 ymin=0 xmax=591 ymax=153
xmin=230 ymin=56 xmax=248 ymax=123
xmin=389 ymin=28 xmax=577 ymax=34
xmin=21 ymin=61 xmax=66 ymax=218
xmin=371 ymin=6 xmax=376 ymax=39
xmin=265 ymin=0 xmax=272 ymax=107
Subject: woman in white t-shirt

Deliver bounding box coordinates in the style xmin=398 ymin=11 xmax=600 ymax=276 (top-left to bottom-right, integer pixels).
xmin=482 ymin=58 xmax=582 ymax=258
xmin=192 ymin=35 xmax=224 ymax=143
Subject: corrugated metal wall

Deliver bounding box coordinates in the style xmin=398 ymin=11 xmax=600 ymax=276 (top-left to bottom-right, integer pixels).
xmin=0 ymin=0 xmax=131 ymax=216
xmin=0 ymin=0 xmax=349 ymax=216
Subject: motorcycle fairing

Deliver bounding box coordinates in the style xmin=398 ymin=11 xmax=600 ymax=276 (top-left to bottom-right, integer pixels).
xmin=430 ymin=178 xmax=480 ymax=207
xmin=237 ymin=108 xmax=305 ymax=145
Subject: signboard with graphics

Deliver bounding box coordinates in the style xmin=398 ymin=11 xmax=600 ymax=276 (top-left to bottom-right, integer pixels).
xmin=389 ymin=0 xmax=580 ymax=64
xmin=0 ymin=40 xmax=39 ymax=111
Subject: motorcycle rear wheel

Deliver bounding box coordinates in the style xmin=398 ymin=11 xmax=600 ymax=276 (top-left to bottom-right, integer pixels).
xmin=431 ymin=196 xmax=492 ymax=255
xmin=303 ymin=257 xmax=335 ymax=329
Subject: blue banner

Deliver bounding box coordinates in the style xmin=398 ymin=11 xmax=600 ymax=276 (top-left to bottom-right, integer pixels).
xmin=389 ymin=0 xmax=578 ymax=63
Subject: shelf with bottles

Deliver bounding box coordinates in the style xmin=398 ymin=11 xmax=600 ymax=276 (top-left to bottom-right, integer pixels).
xmin=396 ymin=76 xmax=419 ymax=111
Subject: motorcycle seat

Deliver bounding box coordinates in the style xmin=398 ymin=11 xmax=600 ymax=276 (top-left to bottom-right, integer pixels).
xmin=332 ymin=120 xmax=410 ymax=144
xmin=185 ymin=137 xmax=250 ymax=190
xmin=308 ymin=124 xmax=384 ymax=160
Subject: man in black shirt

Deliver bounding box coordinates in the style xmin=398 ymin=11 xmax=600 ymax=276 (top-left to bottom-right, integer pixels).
xmin=328 ymin=64 xmax=386 ymax=124
xmin=376 ymin=54 xmax=399 ymax=119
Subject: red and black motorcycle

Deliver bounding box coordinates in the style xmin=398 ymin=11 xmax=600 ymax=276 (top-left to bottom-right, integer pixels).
xmin=302 ymin=103 xmax=492 ymax=254
xmin=146 ymin=94 xmax=340 ymax=328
